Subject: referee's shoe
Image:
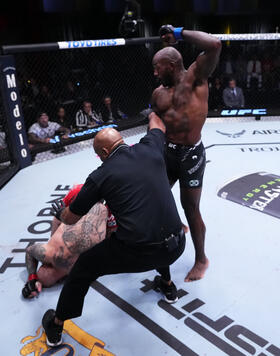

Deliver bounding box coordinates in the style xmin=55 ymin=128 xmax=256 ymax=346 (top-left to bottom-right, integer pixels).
xmin=153 ymin=275 xmax=178 ymax=303
xmin=42 ymin=309 xmax=63 ymax=347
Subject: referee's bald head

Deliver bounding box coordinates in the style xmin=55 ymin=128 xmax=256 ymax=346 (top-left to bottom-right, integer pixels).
xmin=93 ymin=128 xmax=124 ymax=161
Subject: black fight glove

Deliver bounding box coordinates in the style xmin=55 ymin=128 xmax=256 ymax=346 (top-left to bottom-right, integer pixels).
xmin=159 ymin=25 xmax=183 ymax=43
xmin=51 ymin=199 xmax=66 ymax=221
xmin=159 ymin=24 xmax=175 ymax=37
xmin=22 ymin=276 xmax=38 ymax=298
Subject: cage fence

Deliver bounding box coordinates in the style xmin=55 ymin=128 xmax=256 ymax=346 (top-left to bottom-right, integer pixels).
xmin=1 ymin=34 xmax=280 ymax=168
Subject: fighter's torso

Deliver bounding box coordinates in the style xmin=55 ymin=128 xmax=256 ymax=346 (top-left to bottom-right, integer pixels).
xmin=153 ymin=72 xmax=209 ymax=145
xmin=48 ymin=223 xmax=77 ymax=271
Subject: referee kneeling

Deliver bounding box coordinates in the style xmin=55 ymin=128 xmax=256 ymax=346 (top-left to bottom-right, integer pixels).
xmin=42 ymin=112 xmax=186 ymax=347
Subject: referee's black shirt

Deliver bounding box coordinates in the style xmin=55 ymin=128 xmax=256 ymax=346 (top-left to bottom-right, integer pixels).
xmin=69 ymin=129 xmax=182 ymax=244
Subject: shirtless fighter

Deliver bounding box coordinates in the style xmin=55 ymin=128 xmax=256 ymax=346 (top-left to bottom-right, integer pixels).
xmin=150 ymin=25 xmax=221 ymax=281
xmin=22 ymin=185 xmax=117 ymax=298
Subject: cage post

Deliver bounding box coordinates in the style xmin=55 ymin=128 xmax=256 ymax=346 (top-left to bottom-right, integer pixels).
xmin=0 ymin=55 xmax=31 ymax=169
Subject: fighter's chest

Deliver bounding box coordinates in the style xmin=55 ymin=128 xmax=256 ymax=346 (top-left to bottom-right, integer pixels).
xmin=155 ymin=86 xmax=191 ymax=113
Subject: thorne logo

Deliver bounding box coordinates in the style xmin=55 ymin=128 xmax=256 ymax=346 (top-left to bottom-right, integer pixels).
xmin=216 ymin=129 xmax=246 ymax=138
xmin=221 ymin=108 xmax=267 ymax=116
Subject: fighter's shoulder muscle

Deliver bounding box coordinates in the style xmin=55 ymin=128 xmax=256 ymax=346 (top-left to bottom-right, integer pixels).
xmin=152 ymin=85 xmax=164 ymax=97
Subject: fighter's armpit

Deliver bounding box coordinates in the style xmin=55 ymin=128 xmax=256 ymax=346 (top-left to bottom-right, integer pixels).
xmin=52 ymin=246 xmax=73 ymax=270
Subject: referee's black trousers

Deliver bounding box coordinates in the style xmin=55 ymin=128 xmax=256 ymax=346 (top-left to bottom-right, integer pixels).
xmin=56 ymin=232 xmax=185 ymax=321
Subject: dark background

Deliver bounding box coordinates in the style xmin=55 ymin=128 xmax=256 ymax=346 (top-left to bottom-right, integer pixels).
xmin=0 ymin=0 xmax=280 ymax=46
xmin=1 ymin=0 xmax=280 ymax=186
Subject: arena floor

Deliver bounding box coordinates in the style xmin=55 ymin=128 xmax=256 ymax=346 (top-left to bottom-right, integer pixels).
xmin=1 ymin=117 xmax=280 ymax=356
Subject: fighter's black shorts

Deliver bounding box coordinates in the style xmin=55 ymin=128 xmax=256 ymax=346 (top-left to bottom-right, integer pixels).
xmin=165 ymin=140 xmax=206 ymax=188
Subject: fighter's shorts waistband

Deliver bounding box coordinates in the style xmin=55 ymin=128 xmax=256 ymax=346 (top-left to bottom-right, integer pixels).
xmin=166 ymin=139 xmax=202 ymax=150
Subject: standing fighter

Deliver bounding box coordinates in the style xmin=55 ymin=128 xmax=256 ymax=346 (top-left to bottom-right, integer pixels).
xmin=151 ymin=25 xmax=221 ymax=281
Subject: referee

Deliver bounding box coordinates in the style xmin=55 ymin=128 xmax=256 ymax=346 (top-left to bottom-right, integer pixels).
xmin=42 ymin=112 xmax=186 ymax=347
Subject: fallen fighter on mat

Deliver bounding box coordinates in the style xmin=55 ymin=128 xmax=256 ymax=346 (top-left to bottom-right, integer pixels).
xmin=22 ymin=185 xmax=117 ymax=298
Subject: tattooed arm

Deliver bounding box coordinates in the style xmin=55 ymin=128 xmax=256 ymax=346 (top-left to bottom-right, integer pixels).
xmin=62 ymin=202 xmax=107 ymax=255
xmin=23 ymin=243 xmax=48 ymax=298
xmin=25 ymin=243 xmax=47 ymax=275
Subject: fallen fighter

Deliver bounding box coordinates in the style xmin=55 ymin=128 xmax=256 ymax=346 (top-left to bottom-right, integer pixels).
xmin=22 ymin=185 xmax=117 ymax=298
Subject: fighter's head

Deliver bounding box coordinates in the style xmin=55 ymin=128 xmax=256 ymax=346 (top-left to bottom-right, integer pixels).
xmin=93 ymin=128 xmax=124 ymax=162
xmin=152 ymin=47 xmax=184 ymax=87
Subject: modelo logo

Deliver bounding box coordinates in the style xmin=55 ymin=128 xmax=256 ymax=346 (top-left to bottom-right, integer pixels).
xmin=4 ymin=69 xmax=28 ymax=159
xmin=221 ymin=108 xmax=267 ymax=116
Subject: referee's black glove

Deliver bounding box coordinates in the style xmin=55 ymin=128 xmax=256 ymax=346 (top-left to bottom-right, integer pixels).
xmin=51 ymin=199 xmax=66 ymax=221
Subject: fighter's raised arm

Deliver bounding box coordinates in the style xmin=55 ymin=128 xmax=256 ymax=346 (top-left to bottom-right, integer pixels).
xmin=159 ymin=25 xmax=221 ymax=83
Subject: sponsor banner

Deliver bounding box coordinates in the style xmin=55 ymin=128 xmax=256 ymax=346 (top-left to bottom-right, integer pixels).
xmin=220 ymin=108 xmax=267 ymax=116
xmin=49 ymin=124 xmax=118 ymax=143
xmin=240 ymin=145 xmax=280 ymax=152
xmin=207 ymin=107 xmax=280 ymax=117
xmin=58 ymin=38 xmax=126 ymax=50
xmin=202 ymin=120 xmax=280 ymax=146
xmin=0 ymin=55 xmax=31 ymax=168
xmin=217 ymin=172 xmax=280 ymax=219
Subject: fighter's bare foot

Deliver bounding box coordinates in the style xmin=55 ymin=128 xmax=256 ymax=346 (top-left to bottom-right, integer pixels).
xmin=184 ymin=258 xmax=209 ymax=282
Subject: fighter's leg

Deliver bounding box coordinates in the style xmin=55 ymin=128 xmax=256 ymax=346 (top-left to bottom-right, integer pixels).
xmin=165 ymin=148 xmax=189 ymax=233
xmin=51 ymin=217 xmax=62 ymax=236
xmin=37 ymin=264 xmax=67 ymax=287
xmin=180 ymin=186 xmax=208 ymax=282
xmin=178 ymin=142 xmax=208 ymax=282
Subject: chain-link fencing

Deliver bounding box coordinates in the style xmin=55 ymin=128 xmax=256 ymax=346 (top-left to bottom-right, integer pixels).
xmin=209 ymin=40 xmax=280 ymax=113
xmin=1 ymin=36 xmax=280 ymax=168
xmin=11 ymin=43 xmax=159 ymax=162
